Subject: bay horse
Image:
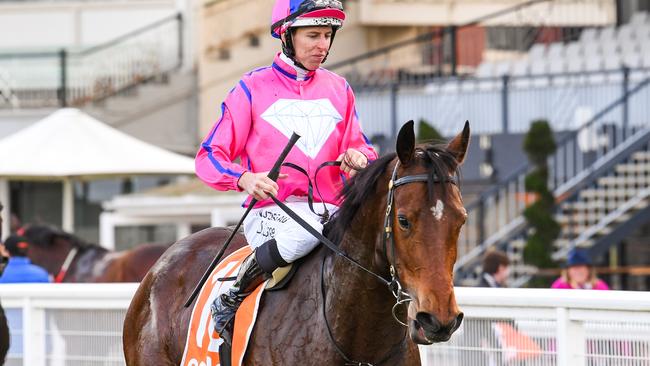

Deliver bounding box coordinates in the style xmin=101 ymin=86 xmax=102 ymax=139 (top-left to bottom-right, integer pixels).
xmin=0 ymin=202 xmax=9 ymax=365
xmin=21 ymin=224 xmax=168 ymax=282
xmin=124 ymin=121 xmax=470 ymax=365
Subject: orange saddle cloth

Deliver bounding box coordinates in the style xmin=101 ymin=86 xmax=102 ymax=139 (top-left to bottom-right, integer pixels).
xmin=180 ymin=246 xmax=266 ymax=366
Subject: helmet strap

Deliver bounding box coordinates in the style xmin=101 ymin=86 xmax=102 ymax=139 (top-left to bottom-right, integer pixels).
xmin=281 ymin=27 xmax=338 ymax=71
xmin=282 ymin=29 xmax=310 ymax=70
xmin=321 ymin=27 xmax=337 ymax=64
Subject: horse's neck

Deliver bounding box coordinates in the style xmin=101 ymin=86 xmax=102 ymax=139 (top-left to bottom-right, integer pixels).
xmin=67 ymin=246 xmax=109 ymax=282
xmin=324 ymin=185 xmax=407 ymax=361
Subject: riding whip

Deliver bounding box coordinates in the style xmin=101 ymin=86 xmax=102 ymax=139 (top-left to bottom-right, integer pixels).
xmin=184 ymin=132 xmax=301 ymax=308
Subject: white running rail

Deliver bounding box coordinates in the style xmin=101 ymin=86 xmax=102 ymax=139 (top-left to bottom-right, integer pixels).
xmin=1 ymin=284 xmax=649 ymax=365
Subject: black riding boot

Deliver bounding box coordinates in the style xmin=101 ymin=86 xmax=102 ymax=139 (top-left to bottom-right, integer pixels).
xmin=211 ymin=239 xmax=287 ymax=346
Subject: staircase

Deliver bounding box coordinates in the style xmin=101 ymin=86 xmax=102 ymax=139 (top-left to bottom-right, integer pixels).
xmin=0 ymin=13 xmax=198 ymax=154
xmin=0 ymin=67 xmax=18 ymax=108
xmin=554 ymin=147 xmax=650 ymax=260
xmin=454 ymin=77 xmax=650 ymax=286
xmin=83 ymin=70 xmax=197 ymax=154
xmin=0 ymin=13 xmax=183 ymax=110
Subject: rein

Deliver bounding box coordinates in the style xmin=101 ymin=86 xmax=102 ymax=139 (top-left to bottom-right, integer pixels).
xmin=270 ymin=159 xmax=457 ymax=365
xmin=54 ymin=247 xmax=78 ymax=283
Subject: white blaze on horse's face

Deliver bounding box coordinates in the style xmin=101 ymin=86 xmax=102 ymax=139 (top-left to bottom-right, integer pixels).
xmin=430 ymin=199 xmax=444 ymax=221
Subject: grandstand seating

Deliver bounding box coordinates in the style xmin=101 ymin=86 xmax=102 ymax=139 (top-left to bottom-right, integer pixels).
xmin=474 ymin=12 xmax=650 ymax=83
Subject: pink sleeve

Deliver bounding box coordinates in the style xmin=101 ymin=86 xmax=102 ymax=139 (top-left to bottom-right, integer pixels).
xmin=551 ymin=278 xmax=571 ymax=289
xmin=195 ymin=82 xmax=253 ymax=191
xmin=594 ymin=280 xmax=610 ymax=290
xmin=340 ymin=85 xmax=378 ymax=161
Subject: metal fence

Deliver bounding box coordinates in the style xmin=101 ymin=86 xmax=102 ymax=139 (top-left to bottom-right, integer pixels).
xmin=0 ymin=13 xmax=183 ymax=109
xmin=423 ymin=288 xmax=650 ymax=366
xmin=1 ymin=284 xmax=649 ymax=365
xmin=1 ymin=284 xmax=131 ymax=366
xmin=352 ymin=68 xmax=650 ymax=140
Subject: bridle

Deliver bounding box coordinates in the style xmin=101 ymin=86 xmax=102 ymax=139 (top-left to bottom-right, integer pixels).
xmin=381 ymin=161 xmax=457 ymax=326
xmin=54 ymin=246 xmax=78 ymax=283
xmin=271 ymin=158 xmax=458 ymax=365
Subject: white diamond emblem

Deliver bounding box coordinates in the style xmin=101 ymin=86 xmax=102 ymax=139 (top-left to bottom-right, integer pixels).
xmin=261 ymin=98 xmax=343 ymax=159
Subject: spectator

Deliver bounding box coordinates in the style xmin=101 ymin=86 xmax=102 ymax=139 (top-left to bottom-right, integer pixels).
xmin=0 ymin=242 xmax=8 ymax=276
xmin=551 ymin=248 xmax=609 ymax=290
xmin=458 ymin=250 xmax=511 ymax=366
xmin=1 ymin=205 xmax=10 ymax=365
xmin=0 ymin=298 xmax=6 ymax=366
xmin=0 ymin=236 xmax=50 ymax=284
xmin=478 ymin=250 xmax=510 ymax=288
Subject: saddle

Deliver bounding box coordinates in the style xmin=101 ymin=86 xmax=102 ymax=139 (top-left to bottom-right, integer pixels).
xmin=180 ymin=246 xmax=301 ymax=366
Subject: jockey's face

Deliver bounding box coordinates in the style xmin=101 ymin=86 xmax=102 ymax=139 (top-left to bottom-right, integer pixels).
xmin=290 ymin=26 xmax=332 ymax=70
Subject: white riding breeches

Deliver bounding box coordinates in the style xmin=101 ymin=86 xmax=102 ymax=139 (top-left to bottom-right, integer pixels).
xmin=243 ymin=201 xmax=338 ymax=263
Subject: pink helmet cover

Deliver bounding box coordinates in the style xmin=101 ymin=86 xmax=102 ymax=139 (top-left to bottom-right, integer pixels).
xmin=271 ymin=0 xmax=345 ymax=38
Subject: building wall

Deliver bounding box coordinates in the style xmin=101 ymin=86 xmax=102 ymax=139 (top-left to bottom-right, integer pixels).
xmin=0 ymin=0 xmax=182 ymax=50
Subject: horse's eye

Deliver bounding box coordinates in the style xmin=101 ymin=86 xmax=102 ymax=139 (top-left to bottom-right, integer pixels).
xmin=397 ymin=215 xmax=410 ymax=230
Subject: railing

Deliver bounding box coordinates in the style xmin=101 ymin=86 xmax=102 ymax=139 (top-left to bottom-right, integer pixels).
xmin=352 ymin=67 xmax=650 ymax=139
xmin=423 ymin=287 xmax=650 ymax=366
xmin=453 ymin=72 xmax=650 ymax=281
xmin=1 ymin=283 xmax=134 ymax=366
xmin=2 ymin=285 xmax=649 ymax=366
xmin=0 ymin=13 xmax=183 ymax=109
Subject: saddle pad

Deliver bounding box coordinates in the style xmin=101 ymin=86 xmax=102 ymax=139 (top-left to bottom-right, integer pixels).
xmin=180 ymin=246 xmax=266 ymax=366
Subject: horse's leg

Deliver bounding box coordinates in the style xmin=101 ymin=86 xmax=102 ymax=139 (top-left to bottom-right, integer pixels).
xmin=123 ymin=273 xmax=177 ymax=365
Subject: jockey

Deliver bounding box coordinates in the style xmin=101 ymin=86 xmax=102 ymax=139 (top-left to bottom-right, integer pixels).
xmin=195 ymin=0 xmax=377 ymax=345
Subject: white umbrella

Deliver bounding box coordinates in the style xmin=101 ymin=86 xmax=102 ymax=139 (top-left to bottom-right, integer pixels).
xmin=0 ymin=108 xmax=195 ymax=236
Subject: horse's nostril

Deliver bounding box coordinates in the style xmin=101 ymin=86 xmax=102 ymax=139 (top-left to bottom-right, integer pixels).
xmin=455 ymin=312 xmax=464 ymax=329
xmin=415 ymin=312 xmax=441 ymax=333
xmin=444 ymin=312 xmax=463 ymax=333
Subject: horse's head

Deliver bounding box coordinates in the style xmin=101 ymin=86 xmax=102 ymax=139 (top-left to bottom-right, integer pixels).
xmin=21 ymin=224 xmax=83 ymax=275
xmin=389 ymin=121 xmax=469 ymax=344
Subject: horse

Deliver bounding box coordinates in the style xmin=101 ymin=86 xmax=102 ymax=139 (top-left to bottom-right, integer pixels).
xmin=21 ymin=224 xmax=169 ymax=282
xmin=0 ymin=201 xmax=9 ymax=365
xmin=123 ymin=121 xmax=470 ymax=365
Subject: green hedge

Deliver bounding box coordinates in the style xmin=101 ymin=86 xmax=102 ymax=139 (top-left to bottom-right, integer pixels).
xmin=417 ymin=119 xmax=444 ymax=143
xmin=522 ymin=120 xmax=559 ymax=271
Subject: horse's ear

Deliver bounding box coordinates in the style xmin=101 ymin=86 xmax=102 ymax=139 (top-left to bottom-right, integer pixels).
xmin=447 ymin=121 xmax=470 ymax=165
xmin=396 ymin=120 xmax=415 ymax=166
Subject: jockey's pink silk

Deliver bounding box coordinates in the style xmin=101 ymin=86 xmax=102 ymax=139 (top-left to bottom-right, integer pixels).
xmin=551 ymin=278 xmax=610 ymax=290
xmin=196 ymin=53 xmax=377 ymax=208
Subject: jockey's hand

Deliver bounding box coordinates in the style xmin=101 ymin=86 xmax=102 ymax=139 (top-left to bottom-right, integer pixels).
xmin=237 ymin=171 xmax=288 ymax=200
xmin=337 ymin=148 xmax=368 ymax=177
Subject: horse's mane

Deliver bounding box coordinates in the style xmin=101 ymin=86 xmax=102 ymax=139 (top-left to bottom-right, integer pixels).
xmin=22 ymin=224 xmax=106 ymax=253
xmin=325 ymin=143 xmax=460 ymax=245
